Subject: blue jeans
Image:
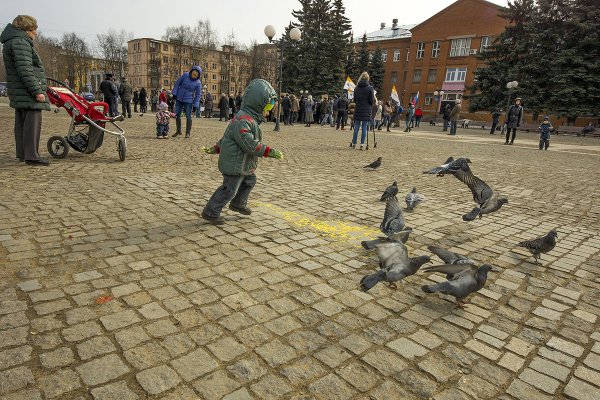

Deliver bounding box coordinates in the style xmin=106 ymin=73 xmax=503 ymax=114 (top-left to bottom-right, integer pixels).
xmin=156 ymin=124 xmax=169 ymax=137
xmin=175 ymin=100 xmax=193 ymax=122
xmin=450 ymin=121 xmax=457 ymax=135
xmin=352 ymin=120 xmax=369 ymax=145
xmin=203 ymin=174 xmax=257 ymax=217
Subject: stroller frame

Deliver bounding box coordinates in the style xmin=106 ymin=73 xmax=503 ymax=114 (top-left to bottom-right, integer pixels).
xmin=45 ymin=78 xmax=127 ymax=161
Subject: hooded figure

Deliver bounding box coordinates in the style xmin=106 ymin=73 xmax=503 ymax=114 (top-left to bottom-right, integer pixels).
xmin=200 ymin=79 xmax=284 ymax=225
xmin=118 ymin=76 xmax=133 ymax=118
xmin=171 ymin=65 xmax=202 ymax=137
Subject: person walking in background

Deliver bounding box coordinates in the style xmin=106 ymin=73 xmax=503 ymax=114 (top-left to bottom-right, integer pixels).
xmin=204 ymin=90 xmax=213 ymax=118
xmin=320 ymin=97 xmax=332 ymax=126
xmin=382 ymin=101 xmax=393 ymax=132
xmin=228 ymin=93 xmax=236 ymax=120
xmin=139 ymin=87 xmax=148 ymax=114
xmin=1 ymin=14 xmax=51 ymax=165
xmin=290 ymin=93 xmax=299 ymax=124
xmin=282 ymin=94 xmax=292 ymax=125
xmin=133 ymin=87 xmax=139 ymax=113
xmin=538 ymin=116 xmax=553 ymax=150
xmin=375 ymin=101 xmax=383 ymax=130
xmin=404 ymin=103 xmax=415 ymax=132
xmin=336 ymin=93 xmax=348 ymax=131
xmin=490 ymin=108 xmax=500 ymax=134
xmin=350 ymin=71 xmax=374 ymax=150
xmin=219 ymin=93 xmax=228 ymax=121
xmin=100 ymin=73 xmax=118 ymax=117
xmin=448 ymin=99 xmax=461 ymax=136
xmin=415 ymin=106 xmax=423 ymax=127
xmin=235 ymin=91 xmax=242 ymax=113
xmin=442 ymin=104 xmax=451 ymax=131
xmin=332 ymin=95 xmax=339 ymax=127
xmin=304 ymin=95 xmax=314 ymax=127
xmin=171 ymin=65 xmax=203 ymax=138
xmin=118 ymin=76 xmax=133 ymax=118
xmin=150 ymin=90 xmax=159 ymax=113
xmin=505 ymin=97 xmax=523 ymax=145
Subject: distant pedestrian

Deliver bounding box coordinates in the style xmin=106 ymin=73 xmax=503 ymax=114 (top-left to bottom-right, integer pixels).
xmin=382 ymin=101 xmax=393 ymax=132
xmin=320 ymin=97 xmax=332 ymax=126
xmin=442 ymin=104 xmax=451 ymax=131
xmin=304 ymin=95 xmax=314 ymax=127
xmin=100 ymin=73 xmax=118 ymax=116
xmin=350 ymin=71 xmax=374 ymax=150
xmin=118 ymin=76 xmax=133 ymax=118
xmin=504 ymin=97 xmax=523 ymax=145
xmin=375 ymin=101 xmax=383 ymax=130
xmin=133 ymin=87 xmax=139 ymax=113
xmin=228 ymin=94 xmax=235 ymax=119
xmin=538 ymin=116 xmax=553 ymax=150
xmin=336 ymin=94 xmax=348 ymax=130
xmin=204 ymin=90 xmax=213 ymax=118
xmin=139 ymin=87 xmax=147 ymax=114
xmin=171 ymin=65 xmax=203 ymax=138
xmin=290 ymin=94 xmax=299 ymax=124
xmin=219 ymin=93 xmax=228 ymax=121
xmin=332 ymin=95 xmax=339 ymax=127
xmin=490 ymin=109 xmax=500 ymax=134
xmin=282 ymin=94 xmax=292 ymax=125
xmin=404 ymin=103 xmax=415 ymax=132
xmin=415 ymin=106 xmax=423 ymax=127
xmin=448 ymin=100 xmax=461 ymax=136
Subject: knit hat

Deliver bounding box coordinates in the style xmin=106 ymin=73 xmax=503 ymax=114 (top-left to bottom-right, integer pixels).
xmin=12 ymin=15 xmax=38 ymax=31
xmin=543 ymin=115 xmax=549 ymax=120
xmin=158 ymin=102 xmax=168 ymax=111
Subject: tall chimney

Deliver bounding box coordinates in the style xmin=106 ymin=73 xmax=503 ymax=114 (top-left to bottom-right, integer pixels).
xmin=392 ymin=18 xmax=398 ymax=29
xmin=380 ymin=22 xmax=386 ymax=29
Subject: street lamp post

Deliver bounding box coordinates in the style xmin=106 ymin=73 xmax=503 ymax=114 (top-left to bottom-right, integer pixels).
xmin=506 ymin=80 xmax=518 ymax=111
xmin=433 ymin=90 xmax=444 ymax=123
xmin=264 ymin=25 xmax=302 ymax=132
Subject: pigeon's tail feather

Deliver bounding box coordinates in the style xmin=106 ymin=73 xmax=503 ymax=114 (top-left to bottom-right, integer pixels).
xmin=421 ymin=284 xmax=434 ymax=293
xmin=463 ymin=207 xmax=481 ymax=221
xmin=361 ymin=240 xmax=379 ymax=250
xmin=380 ymin=194 xmax=389 ymax=202
xmin=360 ymin=271 xmax=386 ymax=292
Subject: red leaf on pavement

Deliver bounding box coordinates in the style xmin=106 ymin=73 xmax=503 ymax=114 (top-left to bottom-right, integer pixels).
xmin=95 ymin=295 xmax=113 ymax=304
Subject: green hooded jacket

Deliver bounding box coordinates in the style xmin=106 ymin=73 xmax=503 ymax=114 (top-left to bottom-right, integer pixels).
xmin=0 ymin=23 xmax=50 ymax=110
xmin=213 ymin=79 xmax=277 ymax=176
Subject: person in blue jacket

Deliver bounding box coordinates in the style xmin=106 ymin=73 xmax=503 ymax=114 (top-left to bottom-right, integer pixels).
xmin=172 ymin=65 xmax=202 ymax=138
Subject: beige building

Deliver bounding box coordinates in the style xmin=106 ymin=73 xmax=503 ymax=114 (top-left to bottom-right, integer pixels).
xmin=127 ymin=38 xmax=276 ymax=96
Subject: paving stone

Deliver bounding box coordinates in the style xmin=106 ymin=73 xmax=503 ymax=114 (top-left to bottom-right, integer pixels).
xmin=464 ymin=339 xmax=502 ymax=360
xmin=498 ymin=352 xmax=525 ymax=372
xmin=255 ymin=339 xmax=298 ymax=367
xmin=418 ymin=354 xmax=458 ymax=383
xmin=457 ymin=373 xmax=499 ymax=399
xmin=386 ymin=337 xmax=429 ymax=360
xmin=33 ymin=299 xmax=72 ymax=315
xmin=136 ymin=365 xmax=181 ymax=395
xmin=2 ymin=389 xmax=43 ymax=400
xmin=519 ymin=368 xmax=560 ymax=394
xmin=315 ymin=344 xmax=352 ymax=368
xmin=339 ymin=333 xmax=373 ymax=355
xmin=264 ymin=315 xmax=303 ymax=335
xmin=0 ymin=311 xmax=29 ymax=330
xmin=337 ymin=361 xmax=380 ymax=391
xmin=308 ymin=373 xmax=356 ymax=400
xmin=228 ymin=357 xmax=268 ymax=383
xmin=395 ymin=368 xmax=439 ymax=398
xmin=170 ymin=348 xmax=218 ymax=382
xmin=90 ymin=380 xmax=139 ymax=400
xmin=0 ymin=366 xmax=35 ymax=395
xmin=145 ymin=319 xmax=179 ymax=337
xmin=0 ymin=345 xmax=32 ymax=370
xmin=193 ymin=370 xmax=241 ymax=400
xmin=280 ymin=356 xmax=326 ymax=385
xmin=250 ymin=373 xmax=292 ymax=399
xmin=39 ymin=346 xmax=74 ymax=368
xmin=207 ymin=336 xmax=247 ymax=362
xmin=76 ymin=354 xmax=130 ymax=386
xmin=574 ymin=366 xmax=600 ymax=387
xmin=124 ymin=341 xmax=170 ymax=369
xmin=506 ymin=379 xmax=553 ymax=400
xmin=529 ymin=356 xmax=571 ymax=381
xmin=99 ymin=309 xmax=141 ymax=331
xmin=138 ymin=302 xmax=169 ymax=319
xmin=62 ymin=320 xmax=103 ymax=342
xmin=564 ymin=377 xmax=600 ymax=400
xmin=114 ymin=325 xmax=151 ymax=350
xmin=111 ymin=283 xmax=141 ymax=297
xmin=37 ymin=368 xmax=81 ymax=398
xmin=222 ymin=388 xmax=253 ymax=400
xmin=76 ymin=336 xmax=117 ymax=360
xmin=362 ymin=349 xmax=408 ymax=376
xmin=161 ymin=333 xmax=196 ymax=357
xmin=547 ymin=336 xmax=585 ymax=357
xmin=73 ymin=271 xmax=103 ymax=282
xmin=17 ymin=280 xmax=42 ymax=292
xmin=0 ymin=300 xmax=28 ymax=315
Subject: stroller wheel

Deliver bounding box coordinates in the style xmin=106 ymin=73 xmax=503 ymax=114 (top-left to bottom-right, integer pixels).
xmin=117 ymin=136 xmax=126 ymax=162
xmin=47 ymin=136 xmax=69 ymax=159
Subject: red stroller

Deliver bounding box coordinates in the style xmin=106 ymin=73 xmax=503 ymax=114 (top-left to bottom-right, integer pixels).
xmin=45 ymin=78 xmax=127 ymax=161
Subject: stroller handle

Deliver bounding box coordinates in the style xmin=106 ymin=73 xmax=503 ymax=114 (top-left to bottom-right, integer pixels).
xmin=88 ymin=102 xmax=108 ymax=115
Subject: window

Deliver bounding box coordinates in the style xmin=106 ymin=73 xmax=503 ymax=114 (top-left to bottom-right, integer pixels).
xmin=442 ymin=93 xmax=463 ymax=101
xmin=445 ymin=67 xmax=467 ymax=82
xmin=450 ymin=38 xmax=471 ymax=57
xmin=406 ymin=50 xmax=410 ymax=61
xmin=425 ymin=96 xmax=433 ymax=105
xmin=212 ymin=63 xmax=217 ymax=69
xmin=416 ymin=42 xmax=425 ymax=59
xmin=212 ymin=84 xmax=217 ymax=91
xmin=163 ymin=44 xmax=168 ymax=51
xmin=413 ymin=69 xmax=421 ymax=83
xmin=164 ymin=79 xmax=169 ymax=85
xmin=432 ymin=41 xmax=440 ymax=58
xmin=212 ymin=74 xmax=216 ymax=80
xmin=480 ymin=36 xmax=491 ymax=52
xmin=149 ymin=41 xmax=157 ymax=52
xmin=427 ymin=69 xmax=437 ymax=82
xmin=393 ymin=50 xmax=401 ymax=62
xmin=391 ymin=71 xmax=397 ymax=83
xmin=382 ymin=51 xmax=387 ymax=62
xmin=163 ymin=56 xmax=168 ymax=63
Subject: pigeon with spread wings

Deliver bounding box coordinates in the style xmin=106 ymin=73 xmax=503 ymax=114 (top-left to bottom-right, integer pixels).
xmin=421 ymin=263 xmax=493 ymax=307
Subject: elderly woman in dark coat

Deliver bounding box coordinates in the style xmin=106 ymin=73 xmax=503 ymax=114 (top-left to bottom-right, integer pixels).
xmin=304 ymin=95 xmax=315 ymax=127
xmin=351 ymin=71 xmax=375 ymax=150
xmin=218 ymin=93 xmax=228 ymax=121
xmin=504 ymin=97 xmax=523 ymax=145
xmin=139 ymin=87 xmax=148 ymax=114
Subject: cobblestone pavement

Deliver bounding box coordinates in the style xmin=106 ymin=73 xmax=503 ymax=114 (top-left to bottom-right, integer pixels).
xmin=1 ymin=100 xmax=600 ymax=399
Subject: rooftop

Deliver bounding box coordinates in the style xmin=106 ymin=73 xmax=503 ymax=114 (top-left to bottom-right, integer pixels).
xmin=355 ymin=20 xmax=415 ymax=43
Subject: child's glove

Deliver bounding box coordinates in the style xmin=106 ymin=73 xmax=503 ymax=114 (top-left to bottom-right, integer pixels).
xmin=268 ymin=148 xmax=284 ymax=160
xmin=201 ymin=146 xmax=216 ymax=154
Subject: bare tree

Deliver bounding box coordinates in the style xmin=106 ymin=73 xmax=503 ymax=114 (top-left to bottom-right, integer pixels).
xmin=248 ymin=42 xmax=278 ymax=84
xmin=61 ymin=33 xmax=91 ymax=90
xmin=96 ymin=29 xmax=132 ymax=76
xmin=192 ymin=19 xmax=219 ymax=50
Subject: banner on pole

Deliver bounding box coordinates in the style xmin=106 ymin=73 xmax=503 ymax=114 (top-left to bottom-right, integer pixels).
xmin=391 ymin=85 xmax=400 ymax=103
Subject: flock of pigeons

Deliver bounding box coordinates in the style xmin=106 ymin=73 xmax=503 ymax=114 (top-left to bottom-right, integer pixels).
xmin=359 ymin=156 xmax=558 ymax=308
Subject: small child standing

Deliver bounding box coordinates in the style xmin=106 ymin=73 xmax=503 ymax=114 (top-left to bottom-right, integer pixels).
xmin=156 ymin=102 xmax=173 ymax=139
xmin=539 ymin=116 xmax=553 ymax=150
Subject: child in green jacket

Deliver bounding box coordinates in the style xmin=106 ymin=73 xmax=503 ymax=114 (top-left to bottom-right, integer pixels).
xmin=201 ymin=79 xmax=283 ymax=225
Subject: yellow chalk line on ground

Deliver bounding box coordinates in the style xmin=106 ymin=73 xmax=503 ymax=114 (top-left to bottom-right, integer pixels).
xmin=255 ymin=202 xmax=380 ymax=243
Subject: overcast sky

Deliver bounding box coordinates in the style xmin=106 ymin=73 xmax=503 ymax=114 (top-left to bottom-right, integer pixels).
xmin=1 ymin=0 xmax=507 ymax=48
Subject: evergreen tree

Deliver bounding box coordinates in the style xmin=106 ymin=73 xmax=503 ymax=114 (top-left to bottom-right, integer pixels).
xmin=345 ymin=36 xmax=355 ymax=79
xmin=370 ymin=45 xmax=385 ymax=94
xmin=355 ymin=33 xmax=370 ymax=80
xmin=326 ymin=0 xmax=353 ymax=94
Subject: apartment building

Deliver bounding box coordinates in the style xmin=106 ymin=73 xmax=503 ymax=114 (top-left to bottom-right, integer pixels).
xmin=357 ymin=0 xmax=507 ymax=118
xmin=127 ymin=38 xmax=276 ymax=95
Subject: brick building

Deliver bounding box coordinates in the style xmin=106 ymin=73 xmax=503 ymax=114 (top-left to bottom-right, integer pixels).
xmin=356 ymin=0 xmax=507 ymax=120
xmin=127 ymin=38 xmax=276 ymax=96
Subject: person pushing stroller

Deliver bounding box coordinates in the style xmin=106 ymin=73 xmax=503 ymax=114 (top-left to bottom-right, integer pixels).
xmin=200 ymin=79 xmax=284 ymax=225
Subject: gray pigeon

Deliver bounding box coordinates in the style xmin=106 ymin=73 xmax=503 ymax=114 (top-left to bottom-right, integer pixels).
xmin=421 ymin=263 xmax=493 ymax=307
xmin=405 ymin=187 xmax=425 ymax=211
xmin=428 ymin=245 xmax=475 ymax=278
xmin=423 ymin=156 xmax=471 ymax=176
xmin=360 ymin=241 xmax=431 ymax=291
xmin=361 ymin=229 xmax=412 ymax=250
xmin=364 ymin=157 xmax=382 ymax=170
xmin=380 ymin=181 xmax=398 ymax=201
xmin=380 ymin=197 xmax=407 ymax=236
xmin=517 ymin=230 xmax=558 ymax=264
xmin=451 ymin=158 xmax=508 ymax=221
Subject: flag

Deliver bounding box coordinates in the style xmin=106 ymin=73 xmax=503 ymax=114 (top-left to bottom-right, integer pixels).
xmin=412 ymin=91 xmax=420 ymax=106
xmin=391 ymin=85 xmax=400 ymax=103
xmin=343 ymin=76 xmax=355 ymax=91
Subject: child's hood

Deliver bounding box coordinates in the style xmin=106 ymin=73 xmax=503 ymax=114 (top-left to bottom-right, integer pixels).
xmin=189 ymin=65 xmax=202 ymax=80
xmin=239 ymin=79 xmax=277 ymax=123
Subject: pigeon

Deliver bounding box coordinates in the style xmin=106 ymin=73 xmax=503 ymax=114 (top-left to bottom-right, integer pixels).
xmin=360 ymin=241 xmax=431 ymax=291
xmin=380 ymin=181 xmax=398 ymax=201
xmin=517 ymin=230 xmax=558 ymax=265
xmin=364 ymin=157 xmax=382 ymax=170
xmin=380 ymin=197 xmax=407 ymax=236
xmin=428 ymin=246 xmax=475 ymax=267
xmin=361 ymin=229 xmax=412 ymax=250
xmin=421 ymin=263 xmax=493 ymax=307
xmin=451 ymin=158 xmax=508 ymax=221
xmin=423 ymin=156 xmax=471 ymax=176
xmin=405 ymin=187 xmax=425 ymax=211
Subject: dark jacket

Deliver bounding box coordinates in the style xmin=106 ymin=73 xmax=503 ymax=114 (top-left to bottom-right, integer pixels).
xmin=337 ymin=96 xmax=349 ymax=112
xmin=0 ymin=23 xmax=50 ymax=110
xmin=211 ymin=79 xmax=277 ymax=176
xmin=282 ymin=96 xmax=292 ymax=111
xmin=449 ymin=103 xmax=461 ymax=122
xmin=139 ymin=88 xmax=147 ymax=106
xmin=353 ymin=79 xmax=374 ymax=121
xmin=172 ymin=65 xmax=202 ymax=107
xmin=205 ymin=92 xmax=213 ymax=109
xmin=133 ymin=90 xmax=139 ymax=103
xmin=100 ymin=78 xmax=117 ymax=100
xmin=442 ymin=105 xmax=451 ymax=120
xmin=118 ymin=79 xmax=133 ymax=102
xmin=491 ymin=111 xmax=500 ymax=122
xmin=506 ymin=104 xmax=523 ymax=129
